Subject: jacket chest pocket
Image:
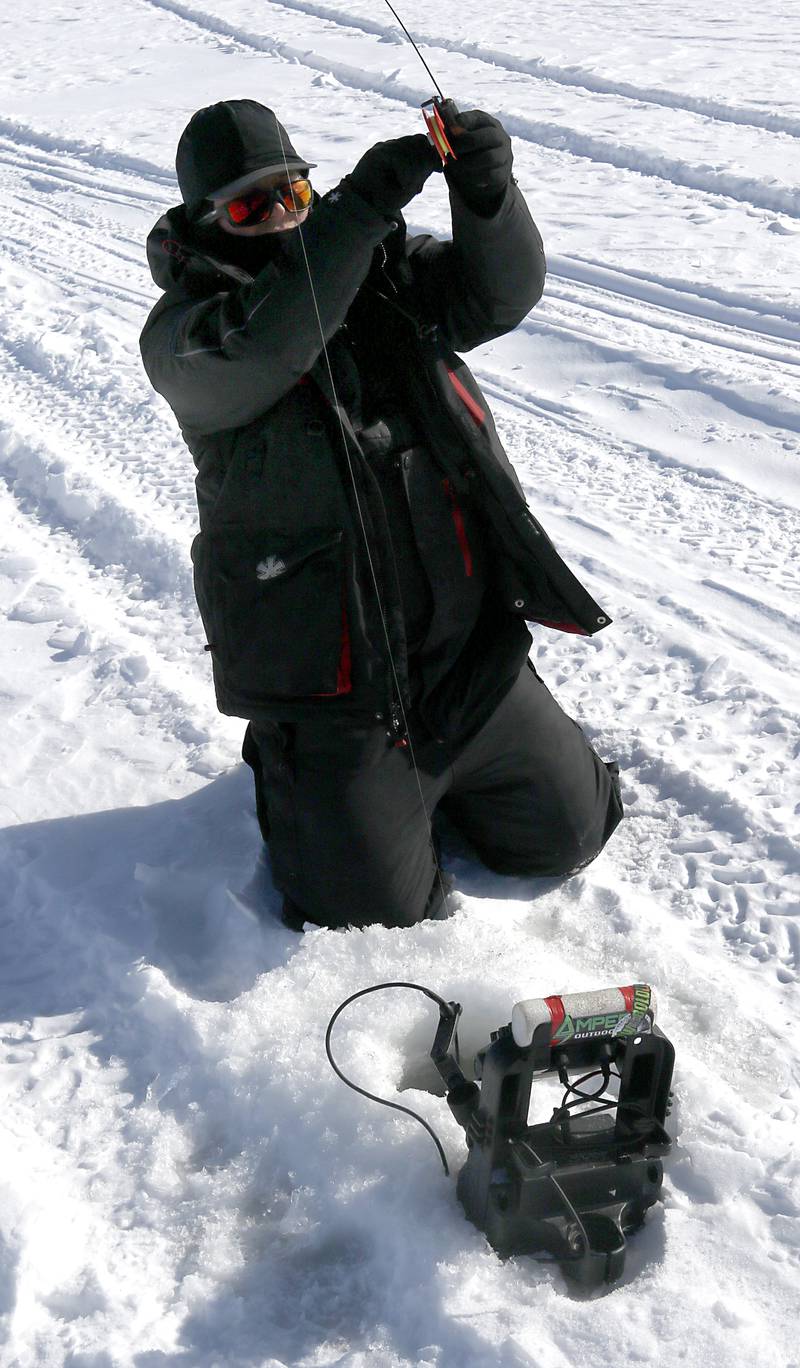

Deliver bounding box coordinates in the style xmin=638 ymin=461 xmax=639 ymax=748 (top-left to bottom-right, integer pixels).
xmin=193 ymin=528 xmax=351 ymax=700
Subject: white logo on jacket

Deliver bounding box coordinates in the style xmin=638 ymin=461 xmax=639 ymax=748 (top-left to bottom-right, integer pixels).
xmin=256 ymin=555 xmax=287 ymax=582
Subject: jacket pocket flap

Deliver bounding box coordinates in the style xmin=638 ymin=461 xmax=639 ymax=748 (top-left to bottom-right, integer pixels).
xmin=209 ymin=528 xmax=343 ymax=585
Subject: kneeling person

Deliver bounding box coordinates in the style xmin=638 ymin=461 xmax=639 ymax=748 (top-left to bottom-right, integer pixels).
xmin=140 ymin=99 xmax=622 ymax=929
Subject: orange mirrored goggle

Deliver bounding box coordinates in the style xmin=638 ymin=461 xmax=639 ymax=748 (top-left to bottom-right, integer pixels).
xmin=212 ymin=177 xmax=313 ymax=227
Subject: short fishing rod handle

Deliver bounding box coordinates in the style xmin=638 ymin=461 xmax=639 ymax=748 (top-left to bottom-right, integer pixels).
xmin=511 ymin=983 xmax=656 ymax=1048
xmin=422 ymin=97 xmax=461 ymax=162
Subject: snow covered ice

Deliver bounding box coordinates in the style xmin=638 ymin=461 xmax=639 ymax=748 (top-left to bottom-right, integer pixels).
xmin=0 ymin=0 xmax=798 ymax=1364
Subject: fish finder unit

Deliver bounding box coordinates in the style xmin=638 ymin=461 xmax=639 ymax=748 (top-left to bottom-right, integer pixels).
xmin=327 ymin=982 xmax=675 ymax=1288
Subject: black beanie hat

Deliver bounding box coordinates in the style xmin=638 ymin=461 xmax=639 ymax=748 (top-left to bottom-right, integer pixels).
xmin=176 ymin=100 xmax=315 ymax=219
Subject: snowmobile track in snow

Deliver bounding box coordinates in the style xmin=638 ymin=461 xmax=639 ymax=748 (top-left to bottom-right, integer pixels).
xmin=232 ymin=0 xmax=800 ymax=140
xmin=143 ymin=0 xmax=800 ymax=219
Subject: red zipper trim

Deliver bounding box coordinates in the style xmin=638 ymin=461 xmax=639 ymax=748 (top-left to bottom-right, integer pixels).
xmin=310 ymin=599 xmax=352 ymax=695
xmin=447 ymin=369 xmax=486 ymax=426
xmin=532 ymin=618 xmax=588 ymax=636
xmin=336 ymin=603 xmax=352 ymax=693
xmin=442 ymin=478 xmax=473 ymax=577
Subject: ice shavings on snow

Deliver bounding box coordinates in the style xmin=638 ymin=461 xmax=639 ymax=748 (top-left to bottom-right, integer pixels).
xmin=0 ymin=0 xmax=798 ymax=1365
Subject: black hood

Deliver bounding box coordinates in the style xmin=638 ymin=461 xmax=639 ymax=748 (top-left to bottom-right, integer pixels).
xmin=145 ymin=199 xmax=324 ymax=293
xmin=144 ymin=204 xmax=252 ymax=293
xmin=176 ymin=99 xmax=313 ymax=220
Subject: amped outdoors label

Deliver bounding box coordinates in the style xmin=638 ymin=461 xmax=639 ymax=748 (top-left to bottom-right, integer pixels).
xmin=551 ymin=985 xmax=654 ymax=1044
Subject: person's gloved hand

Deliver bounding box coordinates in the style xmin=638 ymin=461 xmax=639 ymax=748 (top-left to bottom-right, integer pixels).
xmin=346 ymin=134 xmax=441 ymax=218
xmin=443 ymin=110 xmax=513 ymax=215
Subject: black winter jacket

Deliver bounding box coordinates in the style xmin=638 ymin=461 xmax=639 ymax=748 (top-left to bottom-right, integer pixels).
xmin=140 ymin=179 xmax=610 ymax=738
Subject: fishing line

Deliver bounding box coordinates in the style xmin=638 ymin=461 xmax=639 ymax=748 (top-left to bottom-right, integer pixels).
xmin=381 ymin=0 xmax=445 ymax=100
xmin=273 ymin=127 xmax=451 ymax=923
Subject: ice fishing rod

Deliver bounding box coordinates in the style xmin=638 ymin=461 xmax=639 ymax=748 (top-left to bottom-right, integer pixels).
xmin=327 ymin=980 xmax=675 ymax=1288
xmin=380 ymin=0 xmax=461 ymax=162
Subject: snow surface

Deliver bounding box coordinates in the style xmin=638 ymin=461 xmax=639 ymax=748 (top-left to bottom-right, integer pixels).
xmin=1 ymin=1 xmax=798 ymax=1364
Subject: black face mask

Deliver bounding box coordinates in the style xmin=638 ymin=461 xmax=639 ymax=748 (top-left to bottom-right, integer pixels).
xmin=188 ymin=220 xmax=283 ymax=275
xmin=187 ymin=193 xmax=316 ymax=276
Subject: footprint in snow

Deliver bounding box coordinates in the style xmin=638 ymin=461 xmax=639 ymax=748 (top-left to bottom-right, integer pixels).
xmin=47 ymin=625 xmax=92 ymax=661
xmin=8 ymin=591 xmax=65 ymax=625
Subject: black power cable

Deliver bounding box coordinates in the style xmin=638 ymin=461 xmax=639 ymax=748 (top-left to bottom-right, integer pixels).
xmin=325 ymin=981 xmax=455 ymax=1175
xmin=551 ymin=1062 xmax=622 ymax=1142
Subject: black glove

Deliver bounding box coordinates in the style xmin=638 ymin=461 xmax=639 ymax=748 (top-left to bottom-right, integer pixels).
xmin=346 ymin=134 xmax=440 ymax=219
xmin=443 ymin=110 xmax=513 ymax=215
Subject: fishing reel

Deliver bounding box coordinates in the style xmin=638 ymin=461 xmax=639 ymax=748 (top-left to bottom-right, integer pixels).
xmin=327 ymin=982 xmax=674 ymax=1288
xmin=421 ymin=96 xmax=461 ymax=164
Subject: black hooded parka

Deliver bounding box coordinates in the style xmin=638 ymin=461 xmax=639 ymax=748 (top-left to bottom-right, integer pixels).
xmin=140 ymin=176 xmax=610 ymax=742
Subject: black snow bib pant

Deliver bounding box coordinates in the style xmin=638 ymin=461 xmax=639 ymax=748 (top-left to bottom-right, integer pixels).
xmin=245 ymin=666 xmax=622 ymax=929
